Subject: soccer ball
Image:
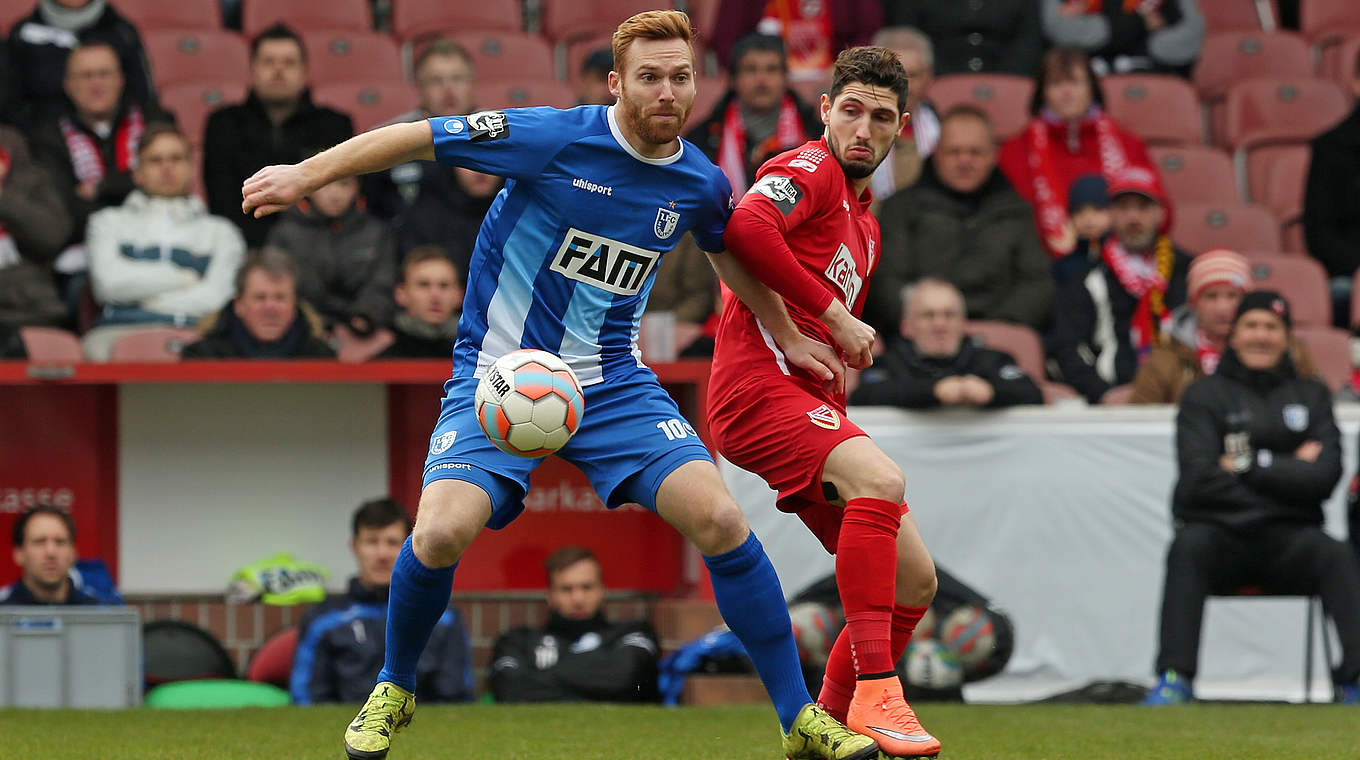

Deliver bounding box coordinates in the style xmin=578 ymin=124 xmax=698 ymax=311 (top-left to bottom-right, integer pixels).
xmin=938 ymin=604 xmax=997 ymax=672
xmin=789 ymin=602 xmax=841 ymax=669
xmin=902 ymin=639 xmax=964 ymax=690
xmin=475 ymin=349 xmax=584 ymax=458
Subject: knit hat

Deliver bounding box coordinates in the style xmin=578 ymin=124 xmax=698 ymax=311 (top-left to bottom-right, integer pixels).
xmin=1187 ymin=249 xmax=1250 ymax=302
xmin=1068 ymin=174 xmax=1108 ymax=212
xmin=1234 ymin=290 xmax=1291 ymax=330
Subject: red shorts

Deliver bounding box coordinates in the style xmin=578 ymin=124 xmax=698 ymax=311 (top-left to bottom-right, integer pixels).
xmin=711 ymin=375 xmax=907 ymax=554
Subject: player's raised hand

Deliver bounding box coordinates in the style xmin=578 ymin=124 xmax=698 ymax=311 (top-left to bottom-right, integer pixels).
xmin=779 ymin=333 xmax=846 ymax=395
xmin=241 ymin=163 xmax=312 ymax=219
xmin=820 ymin=301 xmax=875 ymax=369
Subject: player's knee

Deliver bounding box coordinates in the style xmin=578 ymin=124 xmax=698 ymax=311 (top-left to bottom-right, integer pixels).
xmin=851 ymin=464 xmax=906 ymax=504
xmin=412 ymin=521 xmax=475 ymax=567
xmin=694 ymin=498 xmax=751 ymax=556
xmin=897 ymin=563 xmax=937 ymax=607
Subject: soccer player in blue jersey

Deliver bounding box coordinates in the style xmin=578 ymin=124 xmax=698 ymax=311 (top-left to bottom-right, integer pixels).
xmin=242 ymin=11 xmax=874 ymax=760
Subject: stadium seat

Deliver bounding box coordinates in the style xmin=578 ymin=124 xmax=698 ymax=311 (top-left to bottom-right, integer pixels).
xmin=685 ymin=0 xmax=720 ymax=37
xmin=1171 ymin=202 xmax=1283 ymax=255
xmin=159 ymin=81 xmax=247 ymax=146
xmin=143 ymin=620 xmax=237 ymax=685
xmin=445 ymin=32 xmax=555 ymax=85
xmin=564 ymin=32 xmax=615 ymax=82
xmin=1199 ymin=0 xmax=1279 ymax=30
xmin=473 ymin=78 xmax=578 ymax=110
xmin=245 ymin=627 xmax=298 ymax=689
xmin=313 ymin=81 xmax=419 ymax=133
xmin=334 ymin=325 xmax=395 ymax=363
xmin=1241 ymin=252 xmax=1331 ymax=327
xmin=1193 ymin=31 xmax=1313 ymax=103
xmin=143 ymin=29 xmax=249 ymax=90
xmin=18 ymin=327 xmax=83 ymax=363
xmin=107 ymin=328 xmax=201 ymax=362
xmin=1293 ymin=326 xmax=1351 ymax=391
xmin=1300 ymin=0 xmax=1360 ymax=44
xmin=691 ymin=76 xmax=728 ymax=123
xmin=240 ymin=0 xmax=371 ymax=37
xmin=301 ymin=32 xmax=403 ymax=88
xmin=791 ymin=77 xmax=830 ymax=110
xmin=1100 ymin=74 xmax=1204 ymax=146
xmin=390 ymin=0 xmax=523 ymax=42
xmin=1318 ymin=33 xmax=1360 ymax=86
xmin=1250 ymin=144 xmax=1309 ymax=231
xmin=541 ymin=0 xmax=671 ymax=43
xmin=926 ymin=74 xmax=1034 ymax=141
xmin=1148 ymin=145 xmax=1240 ymax=205
xmin=111 ymin=0 xmax=221 ymax=30
xmin=0 ymin=2 xmax=30 ymax=36
xmin=965 ymin=320 xmax=1045 ymax=382
xmin=1222 ymin=78 xmax=1351 ymax=153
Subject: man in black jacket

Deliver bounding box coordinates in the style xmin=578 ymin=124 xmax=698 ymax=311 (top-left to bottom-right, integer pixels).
xmin=290 ymin=499 xmax=472 ymax=705
xmin=1147 ymin=291 xmax=1360 ymax=705
xmin=490 ymin=546 xmax=659 ymax=703
xmin=851 ymin=278 xmax=1042 ymax=409
xmin=1303 ymin=48 xmax=1360 ymax=327
xmin=202 ymin=23 xmax=352 ymax=248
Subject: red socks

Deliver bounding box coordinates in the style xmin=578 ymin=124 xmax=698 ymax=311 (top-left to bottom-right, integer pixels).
xmin=836 ymin=497 xmax=902 ymax=679
xmin=819 ymin=603 xmax=929 ymax=722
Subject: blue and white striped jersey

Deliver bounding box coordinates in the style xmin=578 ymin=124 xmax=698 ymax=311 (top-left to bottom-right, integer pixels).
xmin=429 ymin=105 xmax=732 ymax=386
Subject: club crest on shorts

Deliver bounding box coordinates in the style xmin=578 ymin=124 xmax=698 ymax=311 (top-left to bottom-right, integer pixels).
xmin=806 ymin=404 xmax=841 ymax=430
xmin=430 ymin=431 xmax=458 ymax=455
xmin=1283 ymin=404 xmax=1308 ymax=432
xmin=654 ymin=207 xmax=680 ymax=239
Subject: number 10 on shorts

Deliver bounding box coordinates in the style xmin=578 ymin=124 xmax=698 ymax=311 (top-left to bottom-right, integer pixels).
xmin=656 ymin=418 xmax=697 ymax=441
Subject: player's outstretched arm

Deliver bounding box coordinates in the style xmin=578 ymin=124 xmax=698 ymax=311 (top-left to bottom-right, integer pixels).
xmin=241 ymin=120 xmax=436 ymax=219
xmin=706 ymin=251 xmax=844 ymax=391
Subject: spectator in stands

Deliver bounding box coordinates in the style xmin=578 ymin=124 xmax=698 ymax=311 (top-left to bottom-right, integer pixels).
xmin=1304 ymin=50 xmax=1360 ymax=328
xmin=577 ymin=48 xmax=615 ymax=107
xmin=0 ymin=39 xmax=17 ymax=126
xmin=999 ymin=47 xmax=1154 ymax=259
xmin=882 ymin=0 xmax=1043 ymax=76
xmin=1041 ymin=0 xmax=1205 ymax=77
xmin=852 ymin=278 xmax=1043 ymax=409
xmin=1147 ymin=291 xmax=1360 ymax=706
xmin=291 ymin=498 xmax=472 ymax=705
xmin=1048 ymin=166 xmax=1192 ymax=403
xmin=0 ymin=505 xmax=98 ymax=606
xmin=203 ymin=23 xmax=353 ymax=248
xmin=363 ymin=39 xmax=475 ymax=221
xmin=685 ymin=34 xmax=822 ymax=197
xmin=30 ymin=40 xmax=171 ymax=250
xmin=490 ymin=546 xmax=659 ymax=703
xmin=1055 ymin=174 xmax=1112 ymax=286
xmin=645 ymin=234 xmax=718 ymax=359
xmin=264 ymin=173 xmax=395 ymax=336
xmin=181 ymin=248 xmax=334 ymax=359
xmin=81 ymin=124 xmax=244 ymax=360
xmin=870 ymin=106 xmax=1053 ymax=335
xmin=395 ymin=167 xmax=501 ymax=281
xmin=1130 ymin=250 xmax=1320 ymax=404
xmin=6 ymin=0 xmax=154 ymax=128
xmin=377 ymin=246 xmax=462 ymax=359
xmin=868 ymin=27 xmax=939 ymax=202
xmin=0 ymin=126 xmax=71 ymax=331
xmin=709 ymin=0 xmax=883 ymax=79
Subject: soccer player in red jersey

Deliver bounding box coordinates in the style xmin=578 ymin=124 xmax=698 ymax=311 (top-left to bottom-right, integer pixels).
xmin=706 ymin=46 xmax=942 ymax=759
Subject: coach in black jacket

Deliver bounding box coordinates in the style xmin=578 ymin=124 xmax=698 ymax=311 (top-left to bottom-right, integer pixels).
xmin=490 ymin=547 xmax=658 ymax=703
xmin=1149 ymin=291 xmax=1360 ymax=704
xmin=852 ymin=278 xmax=1042 ymax=409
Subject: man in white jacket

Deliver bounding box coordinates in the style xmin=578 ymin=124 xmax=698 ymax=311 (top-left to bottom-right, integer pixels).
xmin=82 ymin=123 xmax=245 ymax=360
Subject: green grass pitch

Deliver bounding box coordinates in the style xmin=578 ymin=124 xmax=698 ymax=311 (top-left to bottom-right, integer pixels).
xmin=2 ymin=702 xmax=1356 ymax=759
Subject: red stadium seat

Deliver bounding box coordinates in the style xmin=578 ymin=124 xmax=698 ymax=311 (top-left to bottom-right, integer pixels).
xmin=1101 ymin=74 xmax=1204 ymax=146
xmin=107 ymin=328 xmax=200 ymax=362
xmin=1199 ymin=0 xmax=1279 ymax=30
xmin=159 ymin=81 xmax=247 ymax=146
xmin=927 ymin=74 xmax=1034 ymax=141
xmin=473 ymin=78 xmax=578 ymax=110
xmin=1194 ymin=32 xmax=1312 ymax=103
xmin=1149 ymin=145 xmax=1240 ymax=205
xmin=541 ymin=0 xmax=671 ymax=43
xmin=390 ymin=0 xmax=523 ymax=42
xmin=564 ymin=33 xmax=615 ymax=82
xmin=0 ymin=1 xmax=31 ymax=36
xmin=313 ymin=81 xmax=419 ymax=133
xmin=143 ymin=29 xmax=249 ymax=90
xmin=690 ymin=76 xmax=729 ymax=124
xmin=965 ymin=320 xmax=1045 ymax=382
xmin=241 ymin=0 xmax=371 ymax=37
xmin=1222 ymin=78 xmax=1350 ymax=152
xmin=686 ymin=0 xmax=720 ymax=37
xmin=445 ymin=32 xmax=555 ymax=85
xmin=1171 ymin=202 xmax=1283 ymax=254
xmin=1242 ymin=252 xmax=1331 ymax=327
xmin=112 ymin=0 xmax=221 ymax=30
xmin=1292 ymin=325 xmax=1351 ymax=391
xmin=301 ymin=32 xmax=403 ymax=88
xmin=1318 ymin=33 xmax=1360 ymax=86
xmin=1249 ymin=144 xmax=1308 ymax=224
xmin=1300 ymin=0 xmax=1360 ymax=44
xmin=19 ymin=327 xmax=84 ymax=363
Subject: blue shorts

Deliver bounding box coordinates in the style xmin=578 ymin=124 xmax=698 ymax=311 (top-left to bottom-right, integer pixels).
xmin=422 ymin=368 xmax=712 ymax=529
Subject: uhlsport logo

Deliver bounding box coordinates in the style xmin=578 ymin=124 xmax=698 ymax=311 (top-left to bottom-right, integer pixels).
xmin=551 ymin=228 xmax=661 ymax=296
xmin=806 ymin=404 xmax=841 ymax=430
xmin=442 ymin=117 xmax=464 ymax=134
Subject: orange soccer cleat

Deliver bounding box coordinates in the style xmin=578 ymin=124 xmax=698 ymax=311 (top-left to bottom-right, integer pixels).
xmin=845 ymin=677 xmax=941 ymax=759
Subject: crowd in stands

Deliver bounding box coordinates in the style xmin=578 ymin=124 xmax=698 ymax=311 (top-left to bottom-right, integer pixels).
xmin=0 ymin=0 xmax=1358 ymax=394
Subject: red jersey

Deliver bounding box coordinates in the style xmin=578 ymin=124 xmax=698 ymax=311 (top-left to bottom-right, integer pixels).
xmin=711 ymin=137 xmax=880 ymax=404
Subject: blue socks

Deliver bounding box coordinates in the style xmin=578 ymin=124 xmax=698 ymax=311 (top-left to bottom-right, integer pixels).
xmin=704 ymin=531 xmax=811 ymax=733
xmin=377 ymin=536 xmax=457 ymax=693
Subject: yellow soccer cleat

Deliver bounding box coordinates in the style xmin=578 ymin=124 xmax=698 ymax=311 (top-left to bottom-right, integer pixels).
xmin=343 ymin=681 xmax=415 ymax=760
xmin=783 ymin=702 xmax=881 ymax=760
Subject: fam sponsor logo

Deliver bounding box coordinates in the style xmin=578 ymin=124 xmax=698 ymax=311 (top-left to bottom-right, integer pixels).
xmin=550 ymin=228 xmax=661 ymax=296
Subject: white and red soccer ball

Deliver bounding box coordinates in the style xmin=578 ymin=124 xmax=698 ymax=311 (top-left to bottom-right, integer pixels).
xmin=475 ymin=349 xmax=584 ymax=458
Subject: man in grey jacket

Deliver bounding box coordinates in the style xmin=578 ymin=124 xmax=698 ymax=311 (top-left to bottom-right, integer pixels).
xmin=1041 ymin=0 xmax=1205 ymax=76
xmin=867 ymin=105 xmax=1053 ymax=336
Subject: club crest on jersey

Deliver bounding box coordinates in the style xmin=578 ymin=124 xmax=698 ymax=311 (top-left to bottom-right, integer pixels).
xmin=654 ymin=207 xmax=680 ymax=239
xmin=807 ymin=404 xmax=841 ymax=430
xmin=466 ymin=110 xmax=509 ymax=142
xmin=551 ymin=228 xmax=661 ymax=296
xmin=750 ymin=174 xmax=801 ymax=215
xmin=1283 ymin=404 xmax=1309 ymax=431
xmin=430 ymin=431 xmax=457 ymax=455
xmin=824 ymin=243 xmax=863 ymax=305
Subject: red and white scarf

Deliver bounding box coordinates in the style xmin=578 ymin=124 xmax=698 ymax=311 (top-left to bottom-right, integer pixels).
xmin=1102 ymin=236 xmax=1168 ymax=356
xmin=1194 ymin=329 xmax=1221 ymax=375
xmin=718 ymin=94 xmax=806 ymax=198
xmin=1024 ymin=108 xmax=1129 ymax=251
xmin=0 ymin=146 xmax=14 ymax=268
xmin=59 ymin=104 xmax=144 ymax=185
xmin=1083 ymin=0 xmax=1164 ymax=11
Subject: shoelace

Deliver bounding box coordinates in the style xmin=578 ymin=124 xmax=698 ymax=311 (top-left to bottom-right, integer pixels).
xmin=353 ymin=695 xmax=407 ymax=733
xmin=874 ymin=694 xmax=929 ymax=737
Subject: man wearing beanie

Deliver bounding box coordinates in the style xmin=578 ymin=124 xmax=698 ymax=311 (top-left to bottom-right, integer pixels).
xmin=1049 ymin=165 xmax=1193 ymax=403
xmin=1146 ymin=290 xmax=1360 ymax=705
xmin=1131 ymin=250 xmax=1317 ymax=403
